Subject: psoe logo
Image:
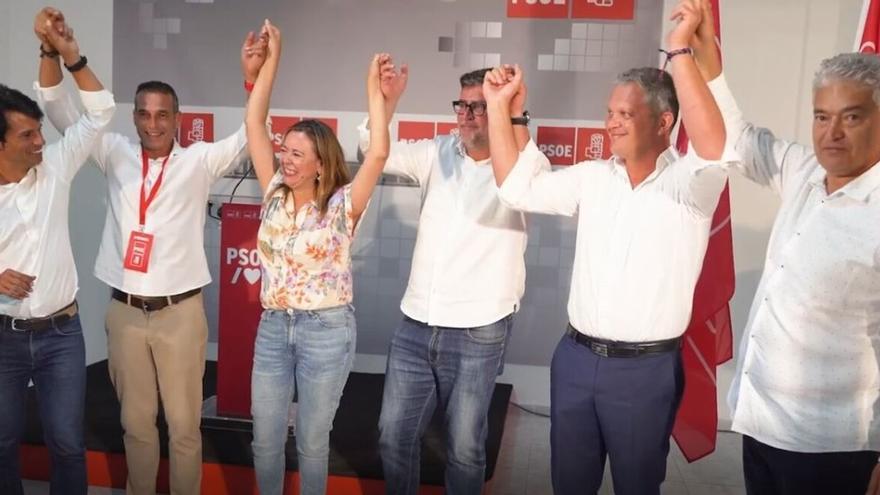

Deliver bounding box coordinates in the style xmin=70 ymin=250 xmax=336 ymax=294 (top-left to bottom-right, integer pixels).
xmin=178 ymin=112 xmax=214 ymax=147
xmin=226 ymin=248 xmax=262 ymax=285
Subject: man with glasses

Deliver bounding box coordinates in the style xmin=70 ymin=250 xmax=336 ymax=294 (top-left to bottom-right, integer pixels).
xmin=358 ymin=67 xmax=542 ymax=494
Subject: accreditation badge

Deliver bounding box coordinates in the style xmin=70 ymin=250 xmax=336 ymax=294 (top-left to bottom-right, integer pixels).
xmin=123 ymin=230 xmax=154 ymax=273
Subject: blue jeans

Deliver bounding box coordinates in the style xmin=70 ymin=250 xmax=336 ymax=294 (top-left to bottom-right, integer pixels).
xmin=378 ymin=314 xmax=512 ymax=495
xmin=0 ymin=314 xmax=86 ymax=495
xmin=251 ymin=305 xmax=356 ymax=495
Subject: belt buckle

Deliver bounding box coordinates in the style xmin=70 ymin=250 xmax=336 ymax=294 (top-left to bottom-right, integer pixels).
xmin=141 ymin=300 xmax=154 ymax=313
xmin=9 ymin=318 xmax=27 ymax=332
xmin=590 ymin=342 xmax=609 ymax=358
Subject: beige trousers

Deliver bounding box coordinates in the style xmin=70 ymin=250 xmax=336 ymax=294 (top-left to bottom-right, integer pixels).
xmin=106 ymin=293 xmax=208 ymax=495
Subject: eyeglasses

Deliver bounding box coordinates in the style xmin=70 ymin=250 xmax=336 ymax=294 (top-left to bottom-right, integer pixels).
xmin=452 ymin=100 xmax=488 ymax=116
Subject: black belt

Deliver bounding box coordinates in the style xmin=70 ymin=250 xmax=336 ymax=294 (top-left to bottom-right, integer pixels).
xmin=566 ymin=324 xmax=680 ymax=358
xmin=0 ymin=301 xmax=78 ymax=332
xmin=112 ymin=288 xmax=201 ymax=313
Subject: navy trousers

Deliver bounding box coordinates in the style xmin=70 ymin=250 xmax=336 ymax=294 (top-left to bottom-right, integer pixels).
xmin=743 ymin=435 xmax=878 ymax=495
xmin=550 ymin=331 xmax=684 ymax=495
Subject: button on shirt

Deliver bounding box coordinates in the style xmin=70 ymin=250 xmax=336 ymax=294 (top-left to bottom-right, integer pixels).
xmin=359 ymin=123 xmax=542 ymax=328
xmin=37 ymin=83 xmax=247 ymax=297
xmin=0 ymin=88 xmax=115 ymax=318
xmin=498 ymin=140 xmax=729 ymax=342
xmin=710 ymin=74 xmax=880 ymax=453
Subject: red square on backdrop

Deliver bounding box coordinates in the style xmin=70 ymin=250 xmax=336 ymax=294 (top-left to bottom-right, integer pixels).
xmin=571 ymin=0 xmax=634 ymax=20
xmin=268 ymin=116 xmax=301 ymax=153
xmin=507 ymin=0 xmax=569 ymax=19
xmin=576 ymin=127 xmax=612 ymax=162
xmin=536 ymin=126 xmax=577 ymax=166
xmin=178 ymin=113 xmax=214 ymax=147
xmin=436 ymin=122 xmax=457 ymax=136
xmin=398 ymin=121 xmax=436 ymax=142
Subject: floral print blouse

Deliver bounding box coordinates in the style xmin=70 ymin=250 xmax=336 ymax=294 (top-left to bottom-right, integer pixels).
xmin=258 ymin=175 xmax=359 ymax=310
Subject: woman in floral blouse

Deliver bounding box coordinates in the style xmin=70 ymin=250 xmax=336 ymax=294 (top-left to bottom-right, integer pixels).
xmin=244 ymin=20 xmax=403 ymax=495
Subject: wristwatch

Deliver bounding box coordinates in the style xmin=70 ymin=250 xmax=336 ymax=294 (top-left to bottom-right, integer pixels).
xmin=511 ymin=111 xmax=530 ymax=126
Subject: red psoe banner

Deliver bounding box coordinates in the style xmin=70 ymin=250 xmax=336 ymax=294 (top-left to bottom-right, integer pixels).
xmin=216 ymin=203 xmax=264 ymax=418
xmin=178 ymin=113 xmax=214 ymax=147
xmin=575 ymin=128 xmax=611 ymax=162
xmin=507 ymin=0 xmax=569 ymax=19
xmin=855 ymin=0 xmax=880 ymax=53
xmin=537 ymin=126 xmax=577 ymax=166
xmin=671 ymin=0 xmax=735 ymax=463
xmin=398 ymin=121 xmax=436 ymax=142
xmin=571 ymin=0 xmax=635 ymax=20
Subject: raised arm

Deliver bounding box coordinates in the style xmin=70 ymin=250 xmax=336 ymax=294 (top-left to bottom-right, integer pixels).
xmin=666 ymin=0 xmax=724 ymax=160
xmin=350 ymin=54 xmax=394 ymax=221
xmin=484 ymin=64 xmax=524 ymax=186
xmin=35 ymin=8 xmax=67 ymax=89
xmin=245 ymin=21 xmax=278 ymax=192
xmin=30 ymin=9 xmax=115 ymax=183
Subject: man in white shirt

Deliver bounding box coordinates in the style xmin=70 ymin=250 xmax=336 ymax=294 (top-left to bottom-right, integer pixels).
xmin=691 ymin=3 xmax=880 ymax=493
xmin=359 ymin=64 xmax=537 ymax=494
xmin=0 ymin=13 xmax=115 ymax=495
xmin=482 ymin=1 xmax=729 ymax=493
xmin=34 ymin=11 xmax=261 ymax=495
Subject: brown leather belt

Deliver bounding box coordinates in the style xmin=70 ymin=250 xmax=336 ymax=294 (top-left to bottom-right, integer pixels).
xmin=112 ymin=288 xmax=201 ymax=313
xmin=566 ymin=323 xmax=680 ymax=358
xmin=0 ymin=301 xmax=78 ymax=332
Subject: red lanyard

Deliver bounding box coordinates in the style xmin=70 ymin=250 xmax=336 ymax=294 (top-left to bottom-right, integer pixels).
xmin=139 ymin=147 xmax=171 ymax=228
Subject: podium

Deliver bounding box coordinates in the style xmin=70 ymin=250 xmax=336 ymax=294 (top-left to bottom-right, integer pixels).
xmin=215 ymin=202 xmax=264 ymax=418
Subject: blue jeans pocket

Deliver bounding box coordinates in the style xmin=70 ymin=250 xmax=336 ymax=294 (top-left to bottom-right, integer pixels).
xmin=312 ymin=305 xmax=353 ymax=330
xmin=53 ymin=315 xmax=83 ymax=336
xmin=465 ymin=316 xmax=510 ymax=345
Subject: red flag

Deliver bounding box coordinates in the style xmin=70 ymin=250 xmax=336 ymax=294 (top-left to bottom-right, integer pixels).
xmin=670 ymin=0 xmax=737 ymax=462
xmin=855 ymin=0 xmax=880 ymax=53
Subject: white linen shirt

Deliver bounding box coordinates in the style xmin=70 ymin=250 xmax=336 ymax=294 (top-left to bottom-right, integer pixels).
xmin=498 ymin=140 xmax=729 ymax=342
xmin=359 ymin=122 xmax=545 ymax=328
xmin=710 ymin=74 xmax=880 ymax=453
xmin=0 ymin=88 xmax=115 ymax=318
xmin=37 ymin=83 xmax=247 ymax=297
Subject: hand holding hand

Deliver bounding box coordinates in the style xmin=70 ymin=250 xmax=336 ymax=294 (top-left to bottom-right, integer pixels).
xmin=34 ymin=7 xmax=66 ymax=48
xmin=261 ymin=20 xmax=282 ymax=61
xmin=241 ymin=30 xmax=268 ymax=83
xmin=379 ymin=55 xmax=408 ymax=104
xmin=482 ymin=64 xmax=522 ymax=108
xmin=667 ymin=0 xmax=702 ymax=50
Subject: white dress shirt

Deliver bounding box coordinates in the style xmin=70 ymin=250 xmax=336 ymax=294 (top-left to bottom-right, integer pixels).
xmin=37 ymin=83 xmax=247 ymax=297
xmin=359 ymin=122 xmax=544 ymax=328
xmin=710 ymin=74 xmax=880 ymax=453
xmin=0 ymin=88 xmax=115 ymax=318
xmin=498 ymin=140 xmax=729 ymax=342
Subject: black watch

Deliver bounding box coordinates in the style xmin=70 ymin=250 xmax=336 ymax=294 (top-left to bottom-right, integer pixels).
xmin=64 ymin=55 xmax=88 ymax=73
xmin=511 ymin=110 xmax=530 ymax=126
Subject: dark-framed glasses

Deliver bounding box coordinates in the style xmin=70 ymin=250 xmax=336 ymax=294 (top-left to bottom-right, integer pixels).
xmin=452 ymin=100 xmax=488 ymax=116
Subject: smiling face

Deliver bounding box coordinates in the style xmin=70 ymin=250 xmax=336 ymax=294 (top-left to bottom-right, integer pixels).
xmin=605 ymin=82 xmax=671 ymax=163
xmin=0 ymin=111 xmax=45 ymax=170
xmin=812 ymin=79 xmax=880 ymax=186
xmin=278 ymin=130 xmax=322 ymax=191
xmin=133 ymin=91 xmax=180 ymax=158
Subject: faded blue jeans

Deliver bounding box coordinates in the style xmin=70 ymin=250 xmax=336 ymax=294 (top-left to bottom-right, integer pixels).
xmin=378 ymin=314 xmax=513 ymax=495
xmin=0 ymin=314 xmax=86 ymax=495
xmin=251 ymin=304 xmax=356 ymax=495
